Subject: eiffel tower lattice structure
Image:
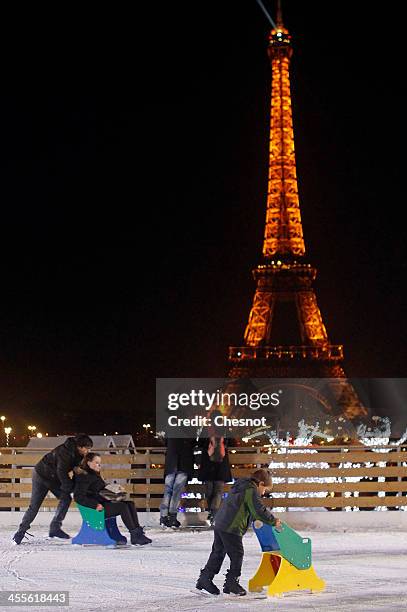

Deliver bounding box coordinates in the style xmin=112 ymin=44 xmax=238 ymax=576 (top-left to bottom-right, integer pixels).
xmin=228 ymin=4 xmax=367 ymax=421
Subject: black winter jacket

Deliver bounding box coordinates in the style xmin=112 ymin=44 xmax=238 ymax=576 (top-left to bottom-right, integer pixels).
xmin=73 ymin=466 xmax=107 ymax=510
xmin=198 ymin=438 xmax=232 ymax=483
xmin=35 ymin=437 xmax=82 ymax=494
xmin=164 ymin=438 xmax=195 ymax=479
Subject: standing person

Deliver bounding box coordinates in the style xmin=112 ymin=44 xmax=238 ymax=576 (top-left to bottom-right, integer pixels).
xmin=160 ymin=437 xmax=195 ymax=528
xmin=195 ymin=468 xmax=281 ymax=597
xmin=198 ymin=410 xmax=233 ymax=525
xmin=12 ymin=434 xmax=93 ymax=544
xmin=74 ymin=453 xmax=151 ymax=546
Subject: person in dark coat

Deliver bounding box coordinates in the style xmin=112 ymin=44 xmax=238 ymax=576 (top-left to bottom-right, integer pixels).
xmin=198 ymin=438 xmax=233 ymax=524
xmin=74 ymin=452 xmax=151 ymax=546
xmin=160 ymin=437 xmax=195 ymax=528
xmin=198 ymin=411 xmax=233 ymax=525
xmin=13 ymin=434 xmax=93 ymax=544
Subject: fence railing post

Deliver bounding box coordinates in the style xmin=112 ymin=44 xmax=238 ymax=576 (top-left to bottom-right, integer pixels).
xmin=145 ymin=449 xmax=151 ymax=513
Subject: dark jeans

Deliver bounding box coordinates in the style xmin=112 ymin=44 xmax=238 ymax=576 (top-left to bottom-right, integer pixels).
xmin=204 ymin=529 xmax=244 ymax=578
xmin=160 ymin=471 xmax=188 ymax=517
xmin=205 ymin=480 xmax=224 ymax=514
xmin=19 ymin=469 xmax=71 ymax=532
xmin=103 ymin=501 xmax=140 ymax=531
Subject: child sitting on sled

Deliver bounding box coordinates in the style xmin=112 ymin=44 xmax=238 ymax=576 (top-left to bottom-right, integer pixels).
xmin=196 ymin=468 xmax=281 ymax=596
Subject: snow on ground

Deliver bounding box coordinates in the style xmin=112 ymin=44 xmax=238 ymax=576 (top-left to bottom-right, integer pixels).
xmin=1 ymin=526 xmax=407 ymax=612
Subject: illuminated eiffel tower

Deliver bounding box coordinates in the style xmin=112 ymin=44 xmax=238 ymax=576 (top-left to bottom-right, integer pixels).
xmin=228 ymin=3 xmax=367 ymax=421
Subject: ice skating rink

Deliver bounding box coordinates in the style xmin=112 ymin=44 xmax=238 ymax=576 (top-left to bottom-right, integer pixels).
xmin=1 ymin=526 xmax=407 ymax=611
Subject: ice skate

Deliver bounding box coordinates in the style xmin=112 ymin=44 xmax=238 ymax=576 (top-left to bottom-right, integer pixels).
xmin=195 ymin=569 xmax=220 ymax=596
xmin=168 ymin=513 xmax=181 ymax=528
xmin=223 ymin=572 xmax=246 ymax=596
xmin=12 ymin=530 xmax=34 ymax=545
xmin=49 ymin=528 xmax=71 ymax=539
xmin=130 ymin=527 xmax=152 ymax=546
xmin=160 ymin=515 xmax=171 ymax=528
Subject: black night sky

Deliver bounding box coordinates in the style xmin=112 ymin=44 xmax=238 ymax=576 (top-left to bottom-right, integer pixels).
xmin=1 ymin=2 xmax=406 ymax=439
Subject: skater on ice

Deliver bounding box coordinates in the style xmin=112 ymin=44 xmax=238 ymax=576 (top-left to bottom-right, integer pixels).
xmin=198 ymin=408 xmax=233 ymax=526
xmin=12 ymin=434 xmax=94 ymax=544
xmin=74 ymin=452 xmax=152 ymax=545
xmin=159 ymin=436 xmax=195 ymax=528
xmin=196 ymin=467 xmax=281 ymax=596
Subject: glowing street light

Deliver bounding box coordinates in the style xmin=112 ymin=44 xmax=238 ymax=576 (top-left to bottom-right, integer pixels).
xmin=143 ymin=424 xmax=151 ymax=433
xmin=1 ymin=417 xmax=7 ymax=446
xmin=36 ymin=432 xmax=43 ymax=439
xmin=28 ymin=425 xmax=37 ymax=435
xmin=4 ymin=427 xmax=12 ymax=446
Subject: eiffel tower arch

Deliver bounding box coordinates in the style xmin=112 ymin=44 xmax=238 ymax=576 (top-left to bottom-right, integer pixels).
xmin=227 ymin=3 xmax=367 ymax=424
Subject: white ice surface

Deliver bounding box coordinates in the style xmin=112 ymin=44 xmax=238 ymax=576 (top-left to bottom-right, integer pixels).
xmin=1 ymin=526 xmax=407 ymax=611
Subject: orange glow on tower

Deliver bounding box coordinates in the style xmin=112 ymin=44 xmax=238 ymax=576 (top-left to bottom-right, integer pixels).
xmin=228 ymin=4 xmax=367 ymax=420
xmin=263 ymin=22 xmax=305 ymax=258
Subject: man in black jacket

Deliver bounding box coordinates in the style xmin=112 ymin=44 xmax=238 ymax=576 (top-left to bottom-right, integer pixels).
xmin=12 ymin=434 xmax=93 ymax=544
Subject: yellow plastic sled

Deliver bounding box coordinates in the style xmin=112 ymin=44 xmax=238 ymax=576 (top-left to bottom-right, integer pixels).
xmin=248 ymin=521 xmax=325 ymax=597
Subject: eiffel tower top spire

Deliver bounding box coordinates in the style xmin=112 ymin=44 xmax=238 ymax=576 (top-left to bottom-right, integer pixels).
xmin=262 ymin=2 xmax=305 ymax=259
xmin=276 ymin=0 xmax=283 ymax=28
